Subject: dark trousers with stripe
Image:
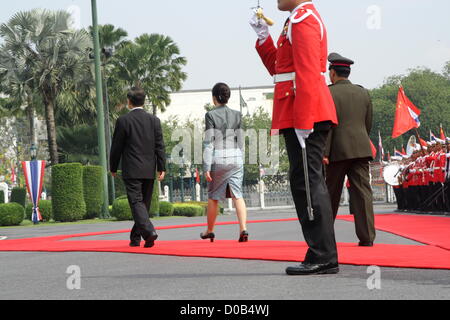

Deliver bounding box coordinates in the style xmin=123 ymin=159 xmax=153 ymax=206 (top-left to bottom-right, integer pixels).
xmin=282 ymin=126 xmax=338 ymax=265
xmin=325 ymin=158 xmax=376 ymax=243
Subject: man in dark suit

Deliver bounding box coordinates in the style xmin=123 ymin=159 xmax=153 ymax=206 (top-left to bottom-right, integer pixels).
xmin=324 ymin=53 xmax=376 ymax=247
xmin=110 ymin=87 xmax=166 ymax=248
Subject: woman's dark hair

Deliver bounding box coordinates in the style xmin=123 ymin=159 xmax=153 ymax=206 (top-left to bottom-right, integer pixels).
xmin=127 ymin=87 xmax=146 ymax=107
xmin=212 ymin=83 xmax=231 ymax=105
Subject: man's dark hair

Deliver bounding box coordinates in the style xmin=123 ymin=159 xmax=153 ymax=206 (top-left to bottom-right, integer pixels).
xmin=212 ymin=83 xmax=231 ymax=104
xmin=127 ymin=87 xmax=146 ymax=107
xmin=330 ymin=66 xmax=351 ymax=78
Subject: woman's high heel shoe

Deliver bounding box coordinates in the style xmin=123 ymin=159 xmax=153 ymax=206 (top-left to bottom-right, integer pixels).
xmin=239 ymin=231 xmax=249 ymax=243
xmin=200 ymin=232 xmax=215 ymax=242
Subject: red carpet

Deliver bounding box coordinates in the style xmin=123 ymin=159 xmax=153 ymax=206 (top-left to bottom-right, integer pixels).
xmin=338 ymin=214 xmax=450 ymax=250
xmin=1 ymin=214 xmax=449 ymax=270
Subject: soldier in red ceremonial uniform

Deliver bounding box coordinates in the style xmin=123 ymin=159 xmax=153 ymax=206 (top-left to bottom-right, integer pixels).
xmin=251 ymin=0 xmax=339 ymax=275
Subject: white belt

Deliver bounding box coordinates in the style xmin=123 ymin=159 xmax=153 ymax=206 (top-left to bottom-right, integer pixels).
xmin=274 ymin=72 xmax=295 ymax=84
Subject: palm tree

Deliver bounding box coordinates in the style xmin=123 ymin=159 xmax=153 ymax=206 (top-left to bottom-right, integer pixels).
xmin=111 ymin=33 xmax=187 ymax=115
xmin=0 ymin=36 xmax=41 ymax=148
xmin=0 ymin=9 xmax=94 ymax=165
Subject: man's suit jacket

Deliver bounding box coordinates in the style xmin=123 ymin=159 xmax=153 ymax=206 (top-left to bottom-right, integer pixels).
xmin=325 ymin=80 xmax=373 ymax=162
xmin=110 ymin=108 xmax=166 ymax=179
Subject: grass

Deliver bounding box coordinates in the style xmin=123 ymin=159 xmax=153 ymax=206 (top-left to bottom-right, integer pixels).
xmin=0 ymin=215 xmax=188 ymax=229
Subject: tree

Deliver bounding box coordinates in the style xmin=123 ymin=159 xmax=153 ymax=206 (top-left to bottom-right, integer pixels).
xmin=0 ymin=10 xmax=94 ymax=166
xmin=111 ymin=33 xmax=187 ymax=115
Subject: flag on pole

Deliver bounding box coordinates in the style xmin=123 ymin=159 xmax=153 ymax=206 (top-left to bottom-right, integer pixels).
xmin=370 ymin=139 xmax=377 ymax=159
xmin=195 ymin=168 xmax=200 ymax=184
xmin=22 ymin=160 xmax=46 ymax=224
xmin=440 ymin=124 xmax=446 ymax=141
xmin=392 ymin=86 xmax=421 ymax=138
xmin=378 ymin=131 xmax=384 ymax=162
xmin=10 ymin=164 xmax=16 ymax=184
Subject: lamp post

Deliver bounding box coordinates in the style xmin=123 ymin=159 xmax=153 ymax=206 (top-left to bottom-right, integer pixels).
xmin=179 ymin=150 xmax=185 ymax=203
xmin=190 ymin=165 xmax=196 ymax=201
xmin=91 ymin=0 xmax=110 ymax=218
xmin=30 ymin=144 xmax=37 ymax=161
xmin=167 ymin=154 xmax=173 ymax=203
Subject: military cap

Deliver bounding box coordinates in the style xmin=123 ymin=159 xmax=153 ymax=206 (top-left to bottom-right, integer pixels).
xmin=328 ymin=52 xmax=354 ymax=69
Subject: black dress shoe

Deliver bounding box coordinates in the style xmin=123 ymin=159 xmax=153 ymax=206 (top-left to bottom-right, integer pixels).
xmin=144 ymin=233 xmax=158 ymax=248
xmin=358 ymin=241 xmax=374 ymax=247
xmin=286 ymin=262 xmax=339 ymax=275
xmin=129 ymin=241 xmax=141 ymax=247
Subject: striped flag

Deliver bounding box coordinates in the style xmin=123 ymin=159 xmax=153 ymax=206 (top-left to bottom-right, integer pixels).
xmin=22 ymin=160 xmax=46 ymax=224
xmin=10 ymin=164 xmax=16 ymax=184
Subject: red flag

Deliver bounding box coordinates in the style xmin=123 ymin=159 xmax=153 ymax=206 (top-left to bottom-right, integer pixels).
xmin=370 ymin=140 xmax=377 ymax=158
xmin=195 ymin=168 xmax=200 ymax=183
xmin=440 ymin=124 xmax=446 ymax=141
xmin=392 ymin=86 xmax=421 ymax=138
xmin=401 ymin=146 xmax=406 ymax=155
xmin=419 ymin=138 xmax=427 ymax=147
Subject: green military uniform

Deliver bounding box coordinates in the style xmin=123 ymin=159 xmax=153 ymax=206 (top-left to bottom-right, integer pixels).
xmin=325 ymin=53 xmax=376 ymax=246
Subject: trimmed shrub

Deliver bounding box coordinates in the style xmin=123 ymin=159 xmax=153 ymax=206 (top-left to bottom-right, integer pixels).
xmin=175 ymin=201 xmax=224 ymax=216
xmin=0 ymin=202 xmax=25 ymax=226
xmin=149 ymin=180 xmax=159 ymax=218
xmin=113 ymin=171 xmax=127 ymax=198
xmin=173 ymin=203 xmax=204 ymax=217
xmin=0 ymin=190 xmax=4 ymax=204
xmin=83 ymin=166 xmax=104 ymax=219
xmin=52 ymin=163 xmax=86 ymax=222
xmin=10 ymin=187 xmax=27 ymax=208
xmin=159 ymin=201 xmax=174 ymax=217
xmin=111 ymin=198 xmax=133 ymax=221
xmin=25 ymin=200 xmax=53 ymax=221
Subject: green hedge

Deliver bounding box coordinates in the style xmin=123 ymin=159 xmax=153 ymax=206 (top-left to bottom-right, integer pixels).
xmin=173 ymin=203 xmax=204 ymax=217
xmin=25 ymin=200 xmax=53 ymax=221
xmin=52 ymin=163 xmax=86 ymax=222
xmin=0 ymin=202 xmax=25 ymax=226
xmin=0 ymin=190 xmax=4 ymax=204
xmin=149 ymin=180 xmax=159 ymax=218
xmin=112 ymin=171 xmax=127 ymax=198
xmin=159 ymin=201 xmax=174 ymax=217
xmin=10 ymin=187 xmax=26 ymax=208
xmin=111 ymin=198 xmax=133 ymax=221
xmin=174 ymin=201 xmax=224 ymax=216
xmin=83 ymin=166 xmax=104 ymax=219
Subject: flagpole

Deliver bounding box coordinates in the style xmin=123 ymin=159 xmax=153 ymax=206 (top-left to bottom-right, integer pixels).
xmin=91 ymin=0 xmax=110 ymax=218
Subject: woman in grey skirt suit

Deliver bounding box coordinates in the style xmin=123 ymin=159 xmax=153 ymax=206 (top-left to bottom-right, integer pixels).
xmin=201 ymin=83 xmax=249 ymax=242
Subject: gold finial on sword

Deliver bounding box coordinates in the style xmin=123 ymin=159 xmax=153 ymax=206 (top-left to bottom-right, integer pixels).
xmin=252 ymin=0 xmax=275 ymax=26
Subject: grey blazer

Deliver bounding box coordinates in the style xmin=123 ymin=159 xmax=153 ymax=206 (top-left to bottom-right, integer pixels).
xmin=203 ymin=106 xmax=243 ymax=171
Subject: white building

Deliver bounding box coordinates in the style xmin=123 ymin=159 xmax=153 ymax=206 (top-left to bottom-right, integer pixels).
xmin=158 ymin=85 xmax=275 ymax=122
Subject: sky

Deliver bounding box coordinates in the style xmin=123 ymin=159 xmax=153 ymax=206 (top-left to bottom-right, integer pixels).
xmin=0 ymin=0 xmax=449 ymax=91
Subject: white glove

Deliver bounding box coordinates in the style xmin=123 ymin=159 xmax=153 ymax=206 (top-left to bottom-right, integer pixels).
xmin=249 ymin=10 xmax=269 ymax=43
xmin=295 ymin=129 xmax=314 ymax=149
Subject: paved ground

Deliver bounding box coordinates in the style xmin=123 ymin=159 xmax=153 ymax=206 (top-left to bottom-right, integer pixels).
xmin=0 ymin=204 xmax=449 ymax=301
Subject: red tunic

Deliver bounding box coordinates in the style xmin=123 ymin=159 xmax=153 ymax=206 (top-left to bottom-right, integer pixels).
xmin=256 ymin=3 xmax=337 ymax=132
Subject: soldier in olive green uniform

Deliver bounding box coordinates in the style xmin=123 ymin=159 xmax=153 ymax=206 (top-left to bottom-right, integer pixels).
xmin=324 ymin=53 xmax=376 ymax=247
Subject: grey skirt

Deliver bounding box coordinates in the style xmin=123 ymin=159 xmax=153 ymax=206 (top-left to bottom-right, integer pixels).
xmin=208 ymin=150 xmax=244 ymax=201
